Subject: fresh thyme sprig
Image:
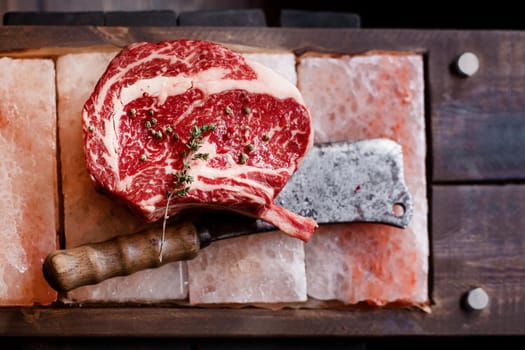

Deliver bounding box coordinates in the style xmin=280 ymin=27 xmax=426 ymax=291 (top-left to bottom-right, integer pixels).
xmin=171 ymin=123 xmax=216 ymax=197
xmin=159 ymin=123 xmax=216 ymax=262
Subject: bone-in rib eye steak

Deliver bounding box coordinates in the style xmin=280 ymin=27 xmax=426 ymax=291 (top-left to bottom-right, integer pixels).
xmin=82 ymin=40 xmax=317 ymax=241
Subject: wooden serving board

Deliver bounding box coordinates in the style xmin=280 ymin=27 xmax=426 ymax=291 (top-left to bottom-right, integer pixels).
xmin=1 ymin=26 xmax=525 ymax=336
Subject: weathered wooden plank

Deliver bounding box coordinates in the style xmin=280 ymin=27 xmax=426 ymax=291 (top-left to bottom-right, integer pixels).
xmin=430 ymin=184 xmax=525 ymax=334
xmin=0 ymin=26 xmax=427 ymax=53
xmin=427 ymin=33 xmax=525 ymax=182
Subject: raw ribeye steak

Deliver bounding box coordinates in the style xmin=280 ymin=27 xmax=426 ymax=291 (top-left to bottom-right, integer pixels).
xmin=83 ymin=40 xmax=317 ymax=241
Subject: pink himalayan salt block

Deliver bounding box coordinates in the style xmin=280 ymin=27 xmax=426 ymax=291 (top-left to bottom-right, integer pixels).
xmin=56 ymin=51 xmax=187 ymax=302
xmin=188 ymin=231 xmax=306 ymax=304
xmin=187 ymin=52 xmax=307 ymax=305
xmin=297 ymin=53 xmax=429 ymax=306
xmin=0 ymin=57 xmax=57 ymax=305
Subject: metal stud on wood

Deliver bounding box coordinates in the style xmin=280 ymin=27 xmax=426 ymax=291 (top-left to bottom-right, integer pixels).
xmin=463 ymin=287 xmax=489 ymax=311
xmin=454 ymin=52 xmax=480 ymax=77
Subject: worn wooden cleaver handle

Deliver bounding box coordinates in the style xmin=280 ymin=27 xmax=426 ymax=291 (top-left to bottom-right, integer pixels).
xmin=43 ymin=221 xmax=200 ymax=292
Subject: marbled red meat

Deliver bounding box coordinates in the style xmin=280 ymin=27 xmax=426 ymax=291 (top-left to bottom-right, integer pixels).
xmin=83 ymin=40 xmax=316 ymax=241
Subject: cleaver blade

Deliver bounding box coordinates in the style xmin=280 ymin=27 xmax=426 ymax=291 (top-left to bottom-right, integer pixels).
xmin=276 ymin=138 xmax=412 ymax=228
xmin=43 ymin=138 xmax=413 ymax=292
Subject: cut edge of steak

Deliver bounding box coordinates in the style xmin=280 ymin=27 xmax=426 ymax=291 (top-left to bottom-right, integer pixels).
xmin=82 ymin=39 xmax=318 ymax=241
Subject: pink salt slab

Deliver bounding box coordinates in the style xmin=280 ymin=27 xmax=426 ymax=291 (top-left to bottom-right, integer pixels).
xmin=297 ymin=53 xmax=428 ymax=306
xmin=0 ymin=57 xmax=57 ymax=306
xmin=187 ymin=52 xmax=307 ymax=305
xmin=188 ymin=231 xmax=306 ymax=304
xmin=57 ymin=51 xmax=187 ymax=302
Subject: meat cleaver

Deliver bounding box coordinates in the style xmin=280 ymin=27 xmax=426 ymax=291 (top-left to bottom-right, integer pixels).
xmin=43 ymin=138 xmax=413 ymax=292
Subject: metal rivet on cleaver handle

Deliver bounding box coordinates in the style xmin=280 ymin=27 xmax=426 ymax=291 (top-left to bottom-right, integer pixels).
xmin=275 ymin=138 xmax=413 ymax=228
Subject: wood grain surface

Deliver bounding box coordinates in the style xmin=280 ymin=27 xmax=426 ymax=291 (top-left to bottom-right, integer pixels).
xmin=1 ymin=26 xmax=524 ymax=336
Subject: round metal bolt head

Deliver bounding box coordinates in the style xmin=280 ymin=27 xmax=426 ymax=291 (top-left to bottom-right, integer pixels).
xmin=455 ymin=52 xmax=480 ymax=77
xmin=465 ymin=287 xmax=489 ymax=311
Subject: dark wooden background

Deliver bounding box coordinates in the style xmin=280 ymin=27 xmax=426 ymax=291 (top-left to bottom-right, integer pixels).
xmin=1 ymin=27 xmax=525 ymax=343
